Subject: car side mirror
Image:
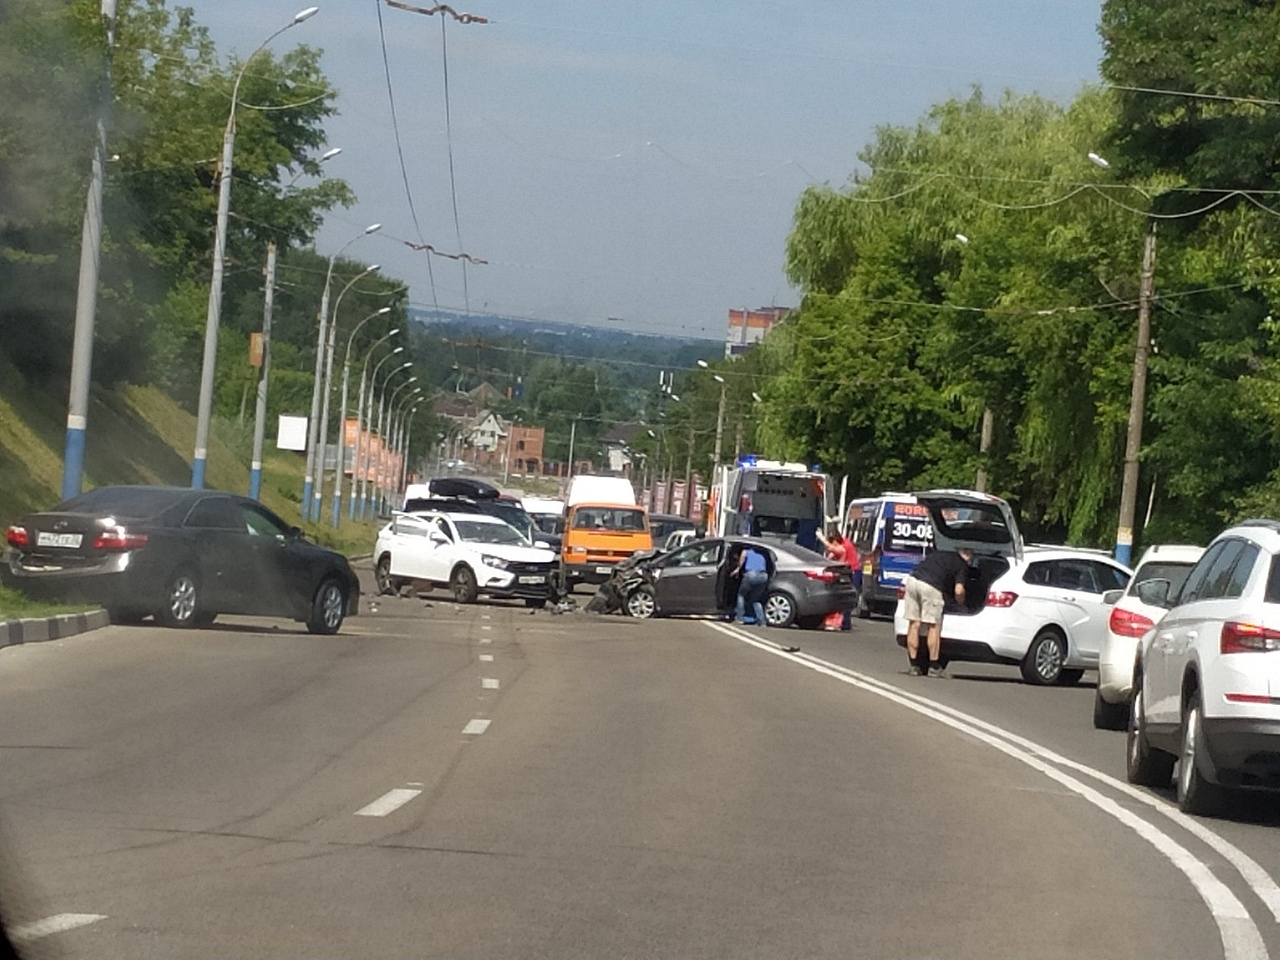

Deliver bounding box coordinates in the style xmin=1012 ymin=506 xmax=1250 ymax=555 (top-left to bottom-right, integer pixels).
xmin=1136 ymin=578 xmax=1172 ymax=608
xmin=428 ymin=531 xmax=449 ymax=545
xmin=287 ymin=525 xmax=305 ymax=541
xmin=534 ymin=540 xmax=550 ymax=549
xmin=1101 ymin=588 xmax=1124 ymax=606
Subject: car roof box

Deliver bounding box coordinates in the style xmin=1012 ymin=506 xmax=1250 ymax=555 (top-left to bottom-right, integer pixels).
xmin=428 ymin=477 xmax=501 ymax=500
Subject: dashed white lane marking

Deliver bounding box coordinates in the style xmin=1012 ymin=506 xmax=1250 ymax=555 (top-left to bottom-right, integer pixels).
xmin=480 ymin=625 xmax=492 ymax=631
xmin=9 ymin=914 xmax=108 ymax=941
xmin=710 ymin=622 xmax=1269 ymax=960
xmin=480 ymin=637 xmax=492 ymax=644
xmin=481 ymin=677 xmax=500 ymax=689
xmin=479 ymin=653 xmax=494 ymax=662
xmin=354 ymin=787 xmax=422 ymax=817
xmin=481 ymin=614 xmax=491 ymax=620
xmin=462 ymin=718 xmax=491 ymax=735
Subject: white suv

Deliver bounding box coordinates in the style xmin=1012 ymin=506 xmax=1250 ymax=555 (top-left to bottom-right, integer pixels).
xmin=1093 ymin=544 xmax=1204 ymax=730
xmin=374 ymin=511 xmax=558 ymax=607
xmin=1126 ymin=521 xmax=1280 ymax=816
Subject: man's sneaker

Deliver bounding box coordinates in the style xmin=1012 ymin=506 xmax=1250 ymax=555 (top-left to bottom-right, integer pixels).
xmin=928 ymin=665 xmax=947 ymax=678
xmin=907 ymin=665 xmax=924 ymax=677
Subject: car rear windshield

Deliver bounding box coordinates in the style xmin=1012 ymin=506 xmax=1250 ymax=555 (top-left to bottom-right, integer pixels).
xmin=573 ymin=507 xmax=647 ymax=531
xmin=53 ymin=486 xmax=186 ymax=520
xmin=1131 ymin=560 xmax=1196 ymax=596
xmin=932 ymin=503 xmax=1012 ymax=545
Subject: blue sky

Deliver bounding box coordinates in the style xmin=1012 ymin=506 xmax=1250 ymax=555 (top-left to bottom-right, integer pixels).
xmin=193 ymin=1 xmax=1105 ymax=339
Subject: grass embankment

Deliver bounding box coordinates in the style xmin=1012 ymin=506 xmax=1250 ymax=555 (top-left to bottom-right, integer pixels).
xmin=0 ymin=365 xmax=377 ymax=619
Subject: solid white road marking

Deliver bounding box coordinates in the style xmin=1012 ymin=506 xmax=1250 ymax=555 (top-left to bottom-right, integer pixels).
xmin=481 ymin=677 xmax=499 ymax=689
xmin=710 ymin=622 xmax=1269 ymax=960
xmin=354 ymin=787 xmax=422 ymax=817
xmin=462 ymin=718 xmax=491 ymax=735
xmin=479 ymin=653 xmax=494 ymax=662
xmin=9 ymin=914 xmax=107 ymax=941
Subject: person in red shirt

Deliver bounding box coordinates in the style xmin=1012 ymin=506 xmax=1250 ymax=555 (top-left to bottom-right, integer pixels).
xmin=816 ymin=525 xmax=853 ymax=630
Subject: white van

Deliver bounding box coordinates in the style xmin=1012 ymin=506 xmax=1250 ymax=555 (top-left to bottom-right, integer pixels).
xmin=566 ymin=475 xmax=637 ymax=508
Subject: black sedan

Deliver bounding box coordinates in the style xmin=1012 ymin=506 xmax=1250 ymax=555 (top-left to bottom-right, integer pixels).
xmin=4 ymin=486 xmax=360 ymax=634
xmin=622 ymin=536 xmax=855 ymax=628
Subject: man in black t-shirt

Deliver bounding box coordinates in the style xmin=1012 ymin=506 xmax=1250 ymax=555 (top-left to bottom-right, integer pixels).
xmin=903 ymin=547 xmax=974 ymax=677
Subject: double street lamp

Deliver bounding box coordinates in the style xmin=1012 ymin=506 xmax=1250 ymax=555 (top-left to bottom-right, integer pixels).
xmin=192 ymin=5 xmax=319 ymax=489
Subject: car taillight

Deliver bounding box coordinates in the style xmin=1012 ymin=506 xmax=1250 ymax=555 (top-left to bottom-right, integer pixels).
xmin=986 ymin=590 xmax=1018 ymax=608
xmin=93 ymin=527 xmax=148 ymax=551
xmin=804 ymin=568 xmax=837 ymax=583
xmin=5 ymin=525 xmax=29 ymax=548
xmin=1108 ymin=606 xmax=1155 ymax=639
xmin=1220 ymin=621 xmax=1280 ymax=654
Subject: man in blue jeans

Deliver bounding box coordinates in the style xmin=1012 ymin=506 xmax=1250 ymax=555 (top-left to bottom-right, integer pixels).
xmin=732 ymin=544 xmax=770 ymax=624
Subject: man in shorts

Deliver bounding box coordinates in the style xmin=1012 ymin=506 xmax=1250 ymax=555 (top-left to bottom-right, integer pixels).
xmin=903 ymin=546 xmax=974 ymax=677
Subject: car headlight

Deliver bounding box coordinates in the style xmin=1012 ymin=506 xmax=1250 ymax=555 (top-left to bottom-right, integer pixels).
xmin=481 ymin=554 xmax=510 ymax=570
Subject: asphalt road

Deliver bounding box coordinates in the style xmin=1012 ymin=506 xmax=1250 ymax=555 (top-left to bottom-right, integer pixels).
xmin=1 ymin=575 xmax=1277 ymax=959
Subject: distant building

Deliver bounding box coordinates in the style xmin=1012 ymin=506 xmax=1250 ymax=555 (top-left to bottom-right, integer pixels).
xmin=601 ymin=421 xmax=642 ymax=476
xmin=725 ymin=306 xmax=790 ymax=358
xmin=505 ymin=424 xmax=545 ymax=476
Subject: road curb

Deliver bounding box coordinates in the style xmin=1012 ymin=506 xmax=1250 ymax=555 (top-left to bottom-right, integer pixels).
xmin=0 ymin=609 xmax=109 ymax=650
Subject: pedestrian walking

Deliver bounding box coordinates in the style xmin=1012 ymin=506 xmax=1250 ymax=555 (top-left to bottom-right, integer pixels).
xmin=732 ymin=543 xmax=770 ymax=625
xmin=903 ymin=546 xmax=974 ymax=677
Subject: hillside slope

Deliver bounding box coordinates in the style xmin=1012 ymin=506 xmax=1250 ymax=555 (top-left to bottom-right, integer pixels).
xmin=0 ymin=365 xmax=370 ymax=551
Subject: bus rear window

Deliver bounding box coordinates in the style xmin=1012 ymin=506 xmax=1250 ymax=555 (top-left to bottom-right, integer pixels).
xmin=885 ymin=503 xmax=932 ymax=552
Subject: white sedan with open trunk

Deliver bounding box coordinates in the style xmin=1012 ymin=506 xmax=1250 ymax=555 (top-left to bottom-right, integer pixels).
xmin=893 ymin=490 xmax=1132 ymax=684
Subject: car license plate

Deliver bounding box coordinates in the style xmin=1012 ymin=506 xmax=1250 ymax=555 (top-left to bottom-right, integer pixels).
xmin=36 ymin=532 xmax=82 ymax=548
xmin=518 ymin=575 xmax=545 ymax=584
xmin=595 ymin=566 xmax=612 ymax=575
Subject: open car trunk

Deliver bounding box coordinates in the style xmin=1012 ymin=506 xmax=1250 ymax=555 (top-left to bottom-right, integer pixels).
xmin=914 ymin=489 xmax=1022 ymax=616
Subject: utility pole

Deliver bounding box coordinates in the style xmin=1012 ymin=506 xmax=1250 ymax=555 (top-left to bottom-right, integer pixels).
xmin=733 ymin=419 xmax=744 ymax=462
xmin=62 ymin=0 xmax=117 ymax=501
xmin=1115 ymin=223 xmax=1157 ymax=566
xmin=975 ymin=408 xmax=994 ymax=493
xmin=249 ymin=242 xmax=277 ymax=500
xmin=566 ymin=416 xmax=578 ymax=478
xmin=683 ymin=426 xmax=695 ymax=519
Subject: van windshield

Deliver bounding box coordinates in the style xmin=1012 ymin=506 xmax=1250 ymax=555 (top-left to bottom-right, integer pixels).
xmin=573 ymin=508 xmax=647 ymax=531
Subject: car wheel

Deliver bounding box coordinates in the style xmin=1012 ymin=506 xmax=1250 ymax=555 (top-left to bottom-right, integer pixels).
xmin=156 ymin=570 xmax=200 ymax=628
xmin=1126 ymin=682 xmax=1175 ymax=787
xmin=1058 ymin=668 xmax=1085 ymax=686
xmin=763 ymin=591 xmax=797 ymax=628
xmin=1177 ymin=693 xmax=1228 ymax=817
xmin=375 ymin=554 xmax=395 ymax=596
xmin=1020 ymin=628 xmax=1067 ymax=685
xmin=524 ymin=597 xmax=547 ymax=609
xmin=625 ymin=585 xmax=656 ymax=619
xmin=451 ymin=565 xmax=478 ymax=604
xmin=307 ymin=578 xmax=346 ymax=635
xmin=1093 ymin=688 xmax=1129 ymax=730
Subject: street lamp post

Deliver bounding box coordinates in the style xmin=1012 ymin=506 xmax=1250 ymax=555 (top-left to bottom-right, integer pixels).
xmin=402 ymin=402 xmax=423 ymax=492
xmin=313 ymin=260 xmax=381 ymax=521
xmin=301 ymin=223 xmax=381 ymax=519
xmin=350 ymin=336 xmax=399 ymax=521
xmin=62 ymin=0 xmax=118 ymax=501
xmin=331 ymin=308 xmax=393 ymax=525
xmin=192 ymin=5 xmax=319 ymax=489
xmin=388 ymin=393 xmax=419 ymax=506
xmin=360 ymin=353 xmax=407 ymax=518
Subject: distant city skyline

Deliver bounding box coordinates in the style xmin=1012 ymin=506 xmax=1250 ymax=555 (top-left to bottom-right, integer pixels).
xmin=193 ymin=2 xmax=1105 ymax=338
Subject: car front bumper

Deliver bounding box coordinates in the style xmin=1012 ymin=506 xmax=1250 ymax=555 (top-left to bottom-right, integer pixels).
xmin=479 ymin=566 xmax=556 ymax=599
